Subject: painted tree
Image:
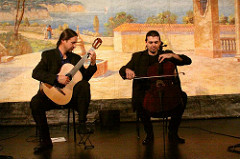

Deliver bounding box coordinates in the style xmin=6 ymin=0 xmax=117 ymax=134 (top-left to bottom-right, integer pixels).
xmin=104 ymin=12 xmax=136 ymax=36
xmin=14 ymin=0 xmax=26 ymax=37
xmin=146 ymin=11 xmax=177 ymax=24
xmin=219 ymin=14 xmax=228 ymax=25
xmin=228 ymin=15 xmax=235 ymax=25
xmin=23 ymin=17 xmax=30 ymax=26
xmin=182 ymin=10 xmax=194 ymax=24
xmin=93 ymin=15 xmax=100 ymax=36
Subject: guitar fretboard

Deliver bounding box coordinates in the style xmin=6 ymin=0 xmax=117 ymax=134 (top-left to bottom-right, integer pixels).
xmin=67 ymin=47 xmax=95 ymax=76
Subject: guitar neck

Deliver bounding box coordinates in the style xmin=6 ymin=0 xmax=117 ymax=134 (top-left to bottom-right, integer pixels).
xmin=67 ymin=47 xmax=95 ymax=77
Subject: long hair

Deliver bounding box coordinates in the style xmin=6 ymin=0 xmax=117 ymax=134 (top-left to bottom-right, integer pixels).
xmin=145 ymin=30 xmax=161 ymax=42
xmin=56 ymin=28 xmax=78 ymax=48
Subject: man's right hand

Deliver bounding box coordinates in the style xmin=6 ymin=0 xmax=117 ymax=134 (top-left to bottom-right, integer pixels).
xmin=57 ymin=75 xmax=70 ymax=85
xmin=125 ymin=68 xmax=135 ymax=80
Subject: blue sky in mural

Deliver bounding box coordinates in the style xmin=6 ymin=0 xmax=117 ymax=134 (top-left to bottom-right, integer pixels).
xmin=46 ymin=0 xmax=235 ymax=34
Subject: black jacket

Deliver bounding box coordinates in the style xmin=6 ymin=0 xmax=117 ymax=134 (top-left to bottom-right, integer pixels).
xmin=119 ymin=49 xmax=192 ymax=111
xmin=32 ymin=48 xmax=97 ymax=85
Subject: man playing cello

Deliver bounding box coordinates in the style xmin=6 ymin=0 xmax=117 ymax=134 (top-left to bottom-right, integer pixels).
xmin=119 ymin=30 xmax=192 ymax=145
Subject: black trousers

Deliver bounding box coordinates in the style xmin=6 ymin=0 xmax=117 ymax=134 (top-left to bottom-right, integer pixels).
xmin=30 ymin=80 xmax=91 ymax=140
xmin=139 ymin=92 xmax=187 ymax=136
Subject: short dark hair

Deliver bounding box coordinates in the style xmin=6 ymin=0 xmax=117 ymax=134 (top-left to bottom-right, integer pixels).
xmin=56 ymin=28 xmax=78 ymax=47
xmin=145 ymin=30 xmax=161 ymax=42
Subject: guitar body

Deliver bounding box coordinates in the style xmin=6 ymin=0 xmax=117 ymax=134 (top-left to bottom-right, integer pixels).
xmin=41 ymin=63 xmax=82 ymax=105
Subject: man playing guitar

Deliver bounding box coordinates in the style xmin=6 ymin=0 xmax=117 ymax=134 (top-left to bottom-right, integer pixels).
xmin=30 ymin=28 xmax=98 ymax=154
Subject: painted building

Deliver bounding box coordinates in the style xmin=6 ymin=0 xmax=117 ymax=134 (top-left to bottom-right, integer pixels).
xmin=113 ymin=23 xmax=234 ymax=54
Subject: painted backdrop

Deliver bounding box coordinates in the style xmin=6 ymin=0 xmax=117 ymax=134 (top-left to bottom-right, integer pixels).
xmin=0 ymin=0 xmax=238 ymax=103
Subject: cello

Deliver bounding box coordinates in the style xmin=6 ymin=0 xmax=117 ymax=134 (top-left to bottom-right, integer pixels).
xmin=143 ymin=60 xmax=184 ymax=114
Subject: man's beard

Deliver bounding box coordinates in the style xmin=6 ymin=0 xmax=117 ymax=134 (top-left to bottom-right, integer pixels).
xmin=150 ymin=50 xmax=156 ymax=53
xmin=150 ymin=48 xmax=158 ymax=54
xmin=68 ymin=48 xmax=74 ymax=53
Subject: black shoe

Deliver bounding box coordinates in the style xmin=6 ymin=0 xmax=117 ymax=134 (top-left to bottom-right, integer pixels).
xmin=34 ymin=140 xmax=53 ymax=154
xmin=168 ymin=133 xmax=185 ymax=144
xmin=142 ymin=134 xmax=154 ymax=145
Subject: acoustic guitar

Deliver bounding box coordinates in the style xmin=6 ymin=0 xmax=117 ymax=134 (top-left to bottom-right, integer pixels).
xmin=40 ymin=38 xmax=102 ymax=105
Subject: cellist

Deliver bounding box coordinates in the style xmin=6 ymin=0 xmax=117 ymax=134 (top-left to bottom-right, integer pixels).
xmin=119 ymin=30 xmax=192 ymax=145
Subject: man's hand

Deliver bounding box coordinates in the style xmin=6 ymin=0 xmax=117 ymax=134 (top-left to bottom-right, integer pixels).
xmin=57 ymin=75 xmax=70 ymax=85
xmin=158 ymin=53 xmax=183 ymax=63
xmin=125 ymin=68 xmax=135 ymax=80
xmin=89 ymin=50 xmax=96 ymax=66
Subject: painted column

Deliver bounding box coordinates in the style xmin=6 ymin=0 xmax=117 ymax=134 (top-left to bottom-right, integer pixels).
xmin=193 ymin=0 xmax=222 ymax=58
xmin=235 ymin=0 xmax=240 ymax=61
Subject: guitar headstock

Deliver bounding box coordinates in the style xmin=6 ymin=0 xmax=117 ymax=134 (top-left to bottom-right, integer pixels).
xmin=92 ymin=38 xmax=102 ymax=50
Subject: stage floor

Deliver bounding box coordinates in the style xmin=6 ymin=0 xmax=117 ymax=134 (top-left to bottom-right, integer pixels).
xmin=0 ymin=118 xmax=240 ymax=159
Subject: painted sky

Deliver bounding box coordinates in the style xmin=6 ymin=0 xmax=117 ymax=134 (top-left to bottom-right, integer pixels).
xmin=79 ymin=0 xmax=234 ymax=19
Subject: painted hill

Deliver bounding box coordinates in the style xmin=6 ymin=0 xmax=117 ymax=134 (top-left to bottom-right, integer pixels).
xmin=0 ymin=0 xmax=85 ymax=21
xmin=39 ymin=3 xmax=85 ymax=13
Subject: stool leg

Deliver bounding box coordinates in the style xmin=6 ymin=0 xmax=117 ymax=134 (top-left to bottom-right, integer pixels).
xmin=67 ymin=108 xmax=70 ymax=135
xmin=35 ymin=125 xmax=39 ymax=137
xmin=78 ymin=133 xmax=94 ymax=149
xmin=72 ymin=108 xmax=76 ymax=142
xmin=165 ymin=117 xmax=168 ymax=133
xmin=136 ymin=112 xmax=140 ymax=139
xmin=163 ymin=117 xmax=167 ymax=158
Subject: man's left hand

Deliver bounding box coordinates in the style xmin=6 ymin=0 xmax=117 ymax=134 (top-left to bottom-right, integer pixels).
xmin=89 ymin=50 xmax=96 ymax=66
xmin=158 ymin=53 xmax=183 ymax=63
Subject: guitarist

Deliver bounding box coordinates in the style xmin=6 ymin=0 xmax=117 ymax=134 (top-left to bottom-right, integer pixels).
xmin=30 ymin=28 xmax=97 ymax=154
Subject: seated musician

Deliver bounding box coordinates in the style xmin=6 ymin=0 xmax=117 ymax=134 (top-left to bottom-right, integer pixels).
xmin=119 ymin=30 xmax=192 ymax=145
xmin=30 ymin=28 xmax=97 ymax=154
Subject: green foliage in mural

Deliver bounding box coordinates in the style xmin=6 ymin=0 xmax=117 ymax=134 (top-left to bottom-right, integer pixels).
xmin=22 ymin=17 xmax=30 ymax=27
xmin=228 ymin=15 xmax=235 ymax=25
xmin=0 ymin=32 xmax=32 ymax=56
xmin=27 ymin=39 xmax=55 ymax=52
xmin=219 ymin=14 xmax=228 ymax=25
xmin=145 ymin=11 xmax=177 ymax=24
xmin=182 ymin=10 xmax=194 ymax=24
xmin=219 ymin=14 xmax=235 ymax=25
xmin=2 ymin=23 xmax=11 ymax=27
xmin=104 ymin=12 xmax=137 ymax=36
xmin=30 ymin=22 xmax=40 ymax=27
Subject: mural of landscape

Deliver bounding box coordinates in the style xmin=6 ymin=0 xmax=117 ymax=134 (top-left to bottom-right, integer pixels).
xmin=0 ymin=0 xmax=239 ymax=103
